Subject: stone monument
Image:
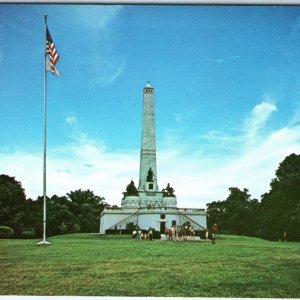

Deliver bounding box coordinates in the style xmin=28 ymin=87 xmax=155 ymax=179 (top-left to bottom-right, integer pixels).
xmin=100 ymin=82 xmax=206 ymax=235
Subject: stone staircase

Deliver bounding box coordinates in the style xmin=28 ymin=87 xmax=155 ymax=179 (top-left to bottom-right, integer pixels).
xmin=107 ymin=210 xmax=139 ymax=230
xmin=178 ymin=211 xmax=206 ymax=230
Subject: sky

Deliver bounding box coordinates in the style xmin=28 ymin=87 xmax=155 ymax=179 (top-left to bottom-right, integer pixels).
xmin=1 ymin=4 xmax=300 ymax=208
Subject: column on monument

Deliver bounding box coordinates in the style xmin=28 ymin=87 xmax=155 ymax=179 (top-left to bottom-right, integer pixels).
xmin=139 ymin=82 xmax=158 ymax=192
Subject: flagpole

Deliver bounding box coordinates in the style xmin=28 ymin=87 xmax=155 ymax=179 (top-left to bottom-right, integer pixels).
xmin=37 ymin=14 xmax=51 ymax=245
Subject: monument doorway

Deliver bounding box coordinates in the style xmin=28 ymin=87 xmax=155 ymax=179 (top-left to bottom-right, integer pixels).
xmin=160 ymin=221 xmax=166 ymax=234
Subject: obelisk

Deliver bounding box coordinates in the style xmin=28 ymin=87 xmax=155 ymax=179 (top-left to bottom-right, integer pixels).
xmin=138 ymin=82 xmax=158 ymax=192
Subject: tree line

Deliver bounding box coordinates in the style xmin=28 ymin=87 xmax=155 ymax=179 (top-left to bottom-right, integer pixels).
xmin=0 ymin=153 xmax=299 ymax=241
xmin=0 ymin=180 xmax=108 ymax=238
xmin=206 ymin=153 xmax=300 ymax=241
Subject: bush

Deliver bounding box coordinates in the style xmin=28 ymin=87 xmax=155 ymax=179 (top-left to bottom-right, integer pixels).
xmin=105 ymin=229 xmax=116 ymax=234
xmin=0 ymin=226 xmax=14 ymax=238
xmin=153 ymin=230 xmax=161 ymax=239
xmin=126 ymin=222 xmax=137 ymax=232
xmin=21 ymin=229 xmax=36 ymax=239
xmin=105 ymin=228 xmax=126 ymax=234
xmin=196 ymin=230 xmax=206 ymax=239
xmin=59 ymin=223 xmax=68 ymax=234
xmin=73 ymin=223 xmax=81 ymax=233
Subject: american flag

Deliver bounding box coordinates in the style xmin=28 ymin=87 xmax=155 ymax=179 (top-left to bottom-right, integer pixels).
xmin=46 ymin=27 xmax=60 ymax=76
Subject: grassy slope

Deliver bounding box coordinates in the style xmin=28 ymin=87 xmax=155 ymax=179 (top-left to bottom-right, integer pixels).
xmin=0 ymin=234 xmax=299 ymax=297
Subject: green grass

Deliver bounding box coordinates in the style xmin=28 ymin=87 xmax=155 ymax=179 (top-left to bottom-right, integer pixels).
xmin=0 ymin=233 xmax=299 ymax=297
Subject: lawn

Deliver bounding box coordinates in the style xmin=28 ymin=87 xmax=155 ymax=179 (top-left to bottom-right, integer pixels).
xmin=0 ymin=233 xmax=299 ymax=297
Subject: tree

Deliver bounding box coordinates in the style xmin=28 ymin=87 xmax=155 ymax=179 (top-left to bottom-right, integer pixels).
xmin=223 ymin=188 xmax=256 ymax=235
xmin=73 ymin=223 xmax=81 ymax=233
xmin=23 ymin=197 xmax=43 ymax=238
xmin=0 ymin=174 xmax=27 ymax=237
xmin=126 ymin=222 xmax=137 ymax=233
xmin=0 ymin=174 xmax=110 ymax=238
xmin=207 ymin=187 xmax=258 ymax=236
xmin=59 ymin=222 xmax=68 ymax=234
xmin=67 ymin=189 xmax=107 ymax=232
xmin=46 ymin=195 xmax=74 ymax=236
xmin=206 ymin=200 xmax=226 ymax=230
xmin=259 ymin=153 xmax=300 ymax=241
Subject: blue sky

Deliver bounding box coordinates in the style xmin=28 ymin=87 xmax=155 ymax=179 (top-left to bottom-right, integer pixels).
xmin=1 ymin=5 xmax=300 ymax=207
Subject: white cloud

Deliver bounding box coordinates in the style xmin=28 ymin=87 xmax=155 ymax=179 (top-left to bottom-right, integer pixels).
xmin=174 ymin=113 xmax=184 ymax=123
xmin=214 ymin=55 xmax=240 ymax=64
xmin=290 ymin=101 xmax=300 ymax=125
xmin=73 ymin=6 xmax=122 ymax=31
xmin=158 ymin=99 xmax=299 ymax=207
xmin=0 ymin=139 xmax=138 ymax=205
xmin=65 ymin=116 xmax=77 ymax=125
xmin=83 ymin=54 xmax=126 ymax=88
xmin=1 ymin=99 xmax=299 ymax=209
xmin=61 ymin=6 xmax=125 ymax=88
xmin=199 ymin=130 xmax=242 ymax=154
xmin=103 ymin=60 xmax=126 ymax=86
xmin=158 ymin=124 xmax=300 ymax=208
xmin=244 ymin=99 xmax=277 ymax=145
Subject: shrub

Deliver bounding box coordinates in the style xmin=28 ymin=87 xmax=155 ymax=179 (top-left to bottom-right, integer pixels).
xmin=153 ymin=230 xmax=161 ymax=239
xmin=21 ymin=229 xmax=36 ymax=239
xmin=105 ymin=229 xmax=115 ymax=234
xmin=126 ymin=222 xmax=137 ymax=233
xmin=73 ymin=223 xmax=81 ymax=233
xmin=0 ymin=226 xmax=14 ymax=238
xmin=59 ymin=223 xmax=68 ymax=234
xmin=196 ymin=230 xmax=206 ymax=239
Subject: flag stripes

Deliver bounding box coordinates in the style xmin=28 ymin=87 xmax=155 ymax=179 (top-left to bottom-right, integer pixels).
xmin=46 ymin=27 xmax=60 ymax=76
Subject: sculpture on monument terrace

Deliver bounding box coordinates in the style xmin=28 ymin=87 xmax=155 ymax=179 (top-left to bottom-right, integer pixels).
xmin=122 ymin=180 xmax=139 ymax=199
xmin=162 ymin=183 xmax=176 ymax=197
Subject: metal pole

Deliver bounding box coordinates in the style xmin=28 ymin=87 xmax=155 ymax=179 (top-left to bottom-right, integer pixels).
xmin=37 ymin=15 xmax=51 ymax=245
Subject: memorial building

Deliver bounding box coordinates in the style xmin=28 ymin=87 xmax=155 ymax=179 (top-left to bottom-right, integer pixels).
xmin=99 ymin=82 xmax=206 ymax=236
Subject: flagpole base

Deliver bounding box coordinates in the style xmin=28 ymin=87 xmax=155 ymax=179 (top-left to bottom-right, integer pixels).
xmin=37 ymin=240 xmax=52 ymax=245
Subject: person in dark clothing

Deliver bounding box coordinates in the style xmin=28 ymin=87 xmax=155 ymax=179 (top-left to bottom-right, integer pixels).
xmin=211 ymin=224 xmax=219 ymax=245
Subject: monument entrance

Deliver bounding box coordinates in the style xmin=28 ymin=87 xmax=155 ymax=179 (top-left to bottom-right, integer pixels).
xmin=160 ymin=221 xmax=166 ymax=234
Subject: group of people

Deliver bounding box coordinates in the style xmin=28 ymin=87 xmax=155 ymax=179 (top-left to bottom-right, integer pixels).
xmin=131 ymin=225 xmax=290 ymax=244
xmin=165 ymin=225 xmax=195 ymax=242
xmin=131 ymin=223 xmax=220 ymax=244
xmin=165 ymin=223 xmax=220 ymax=244
xmin=132 ymin=227 xmax=153 ymax=241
